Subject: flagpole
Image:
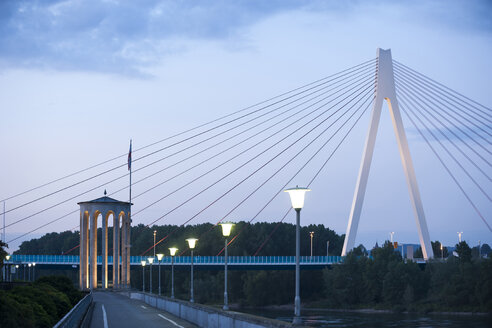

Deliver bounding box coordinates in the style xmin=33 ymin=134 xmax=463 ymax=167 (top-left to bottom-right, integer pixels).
xmin=128 ymin=139 xmax=132 ymax=288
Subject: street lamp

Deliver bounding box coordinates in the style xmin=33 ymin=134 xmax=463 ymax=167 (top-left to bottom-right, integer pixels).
xmin=457 ymin=231 xmax=463 ymax=243
xmin=309 ymin=232 xmax=314 ymax=257
xmin=186 ymin=238 xmax=198 ymax=303
xmin=28 ymin=263 xmax=32 ymax=281
xmin=32 ymin=263 xmax=36 ymax=281
xmin=284 ymin=186 xmax=310 ymax=325
xmin=5 ymin=255 xmax=10 ymax=282
xmin=148 ymin=257 xmax=154 ymax=293
xmin=169 ymin=247 xmax=178 ymax=299
xmin=15 ymin=265 xmax=19 ymax=280
xmin=141 ymin=260 xmax=146 ymax=292
xmin=440 ymin=243 xmax=444 ymax=259
xmin=390 ymin=232 xmax=395 ymax=243
xmin=220 ymin=222 xmax=234 ymax=311
xmin=157 ymin=253 xmax=164 ymax=296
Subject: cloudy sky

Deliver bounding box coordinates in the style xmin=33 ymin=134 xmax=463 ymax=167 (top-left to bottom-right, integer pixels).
xmin=1 ymin=0 xmax=491 ymax=253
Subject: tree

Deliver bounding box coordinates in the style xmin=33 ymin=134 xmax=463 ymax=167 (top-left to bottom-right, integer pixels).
xmin=432 ymin=240 xmax=448 ymax=259
xmin=0 ymin=240 xmax=8 ymax=270
xmin=455 ymin=241 xmax=472 ymax=264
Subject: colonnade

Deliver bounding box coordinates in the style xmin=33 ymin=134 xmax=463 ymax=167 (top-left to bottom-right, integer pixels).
xmin=78 ymin=195 xmax=131 ymax=290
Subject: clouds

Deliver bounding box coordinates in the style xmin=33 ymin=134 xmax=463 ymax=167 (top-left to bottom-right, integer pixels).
xmin=1 ymin=0 xmax=490 ymax=77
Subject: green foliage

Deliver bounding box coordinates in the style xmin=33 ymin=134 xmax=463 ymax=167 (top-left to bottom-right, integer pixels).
xmin=0 ymin=275 xmax=84 ymax=327
xmin=455 ymin=241 xmax=472 ymax=264
xmin=323 ymin=243 xmax=492 ymax=312
xmin=0 ymin=240 xmax=8 ymax=269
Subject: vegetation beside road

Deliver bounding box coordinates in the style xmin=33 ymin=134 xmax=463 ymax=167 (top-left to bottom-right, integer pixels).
xmin=0 ymin=276 xmax=84 ymax=327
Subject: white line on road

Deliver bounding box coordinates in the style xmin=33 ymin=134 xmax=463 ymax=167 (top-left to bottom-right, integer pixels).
xmin=141 ymin=305 xmax=147 ymax=309
xmin=158 ymin=314 xmax=184 ymax=328
xmin=101 ymin=304 xmax=108 ymax=328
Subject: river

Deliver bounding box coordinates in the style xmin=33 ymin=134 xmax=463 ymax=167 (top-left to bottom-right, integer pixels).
xmin=240 ymin=308 xmax=492 ymax=327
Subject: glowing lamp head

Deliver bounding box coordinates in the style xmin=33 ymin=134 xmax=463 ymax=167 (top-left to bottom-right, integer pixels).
xmin=169 ymin=247 xmax=178 ymax=256
xmin=157 ymin=253 xmax=164 ymax=261
xmin=32 ymin=263 xmax=36 ymax=266
xmin=147 ymin=257 xmax=154 ymax=264
xmin=220 ymin=222 xmax=234 ymax=237
xmin=141 ymin=260 xmax=146 ymax=267
xmin=28 ymin=263 xmax=31 ymax=267
xmin=186 ymin=238 xmax=198 ymax=249
xmin=5 ymin=255 xmax=10 ymax=261
xmin=284 ymin=186 xmax=310 ymax=209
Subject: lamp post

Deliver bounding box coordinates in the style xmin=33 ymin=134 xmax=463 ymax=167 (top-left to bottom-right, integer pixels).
xmin=23 ymin=264 xmax=26 ymax=281
xmin=5 ymin=255 xmax=10 ymax=282
xmin=284 ymin=186 xmax=310 ymax=325
xmin=32 ymin=263 xmax=36 ymax=281
xmin=169 ymin=247 xmax=178 ymax=299
xmin=186 ymin=238 xmax=198 ymax=303
xmin=309 ymin=232 xmax=314 ymax=257
xmin=457 ymin=231 xmax=463 ymax=243
xmin=28 ymin=263 xmax=31 ymax=281
xmin=440 ymin=243 xmax=443 ymax=259
xmin=15 ymin=265 xmax=19 ymax=280
xmin=148 ymin=257 xmax=154 ymax=293
xmin=157 ymin=253 xmax=164 ymax=296
xmin=220 ymin=222 xmax=234 ymax=311
xmin=141 ymin=260 xmax=146 ymax=292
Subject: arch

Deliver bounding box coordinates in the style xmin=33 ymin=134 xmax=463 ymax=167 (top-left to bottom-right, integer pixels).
xmin=78 ymin=195 xmax=132 ymax=290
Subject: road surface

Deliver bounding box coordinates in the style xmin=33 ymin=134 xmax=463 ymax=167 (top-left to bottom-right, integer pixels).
xmin=89 ymin=291 xmax=197 ymax=328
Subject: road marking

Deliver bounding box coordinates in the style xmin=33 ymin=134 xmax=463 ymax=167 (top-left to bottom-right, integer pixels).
xmin=141 ymin=305 xmax=147 ymax=309
xmin=102 ymin=304 xmax=108 ymax=328
xmin=158 ymin=314 xmax=184 ymax=328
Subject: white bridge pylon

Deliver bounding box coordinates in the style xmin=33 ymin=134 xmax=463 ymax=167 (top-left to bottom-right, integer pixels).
xmin=341 ymin=48 xmax=434 ymax=259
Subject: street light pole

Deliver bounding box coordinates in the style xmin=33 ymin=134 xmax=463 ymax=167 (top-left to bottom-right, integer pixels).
xmin=28 ymin=263 xmax=31 ymax=281
xmin=309 ymin=231 xmax=314 ymax=257
xmin=157 ymin=254 xmax=164 ymax=296
xmin=169 ymin=247 xmax=178 ymax=299
xmin=284 ymin=186 xmax=310 ymax=325
xmin=141 ymin=261 xmax=146 ymax=292
xmin=440 ymin=243 xmax=443 ymax=259
xmin=148 ymin=257 xmax=154 ymax=293
xmin=219 ymin=223 xmax=234 ymax=311
xmin=32 ymin=263 xmax=36 ymax=281
xmin=186 ymin=238 xmax=198 ymax=303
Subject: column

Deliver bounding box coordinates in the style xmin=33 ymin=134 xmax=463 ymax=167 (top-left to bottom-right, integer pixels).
xmin=113 ymin=215 xmax=120 ymax=288
xmin=121 ymin=214 xmax=127 ymax=288
xmin=102 ymin=212 xmax=108 ymax=289
xmin=89 ymin=212 xmax=97 ymax=289
xmin=79 ymin=212 xmax=84 ymax=290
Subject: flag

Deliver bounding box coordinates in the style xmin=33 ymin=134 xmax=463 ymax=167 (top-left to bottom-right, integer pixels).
xmin=128 ymin=139 xmax=132 ymax=171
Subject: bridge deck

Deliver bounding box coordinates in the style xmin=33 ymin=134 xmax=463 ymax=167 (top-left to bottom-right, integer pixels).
xmin=8 ymin=255 xmax=343 ymax=266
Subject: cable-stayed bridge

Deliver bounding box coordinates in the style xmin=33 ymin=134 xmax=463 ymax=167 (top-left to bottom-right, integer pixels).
xmin=1 ymin=48 xmax=490 ymax=286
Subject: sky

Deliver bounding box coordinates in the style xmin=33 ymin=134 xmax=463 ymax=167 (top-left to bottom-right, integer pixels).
xmin=0 ymin=0 xmax=491 ymax=254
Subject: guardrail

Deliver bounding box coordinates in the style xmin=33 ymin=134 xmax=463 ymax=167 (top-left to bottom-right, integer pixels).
xmin=9 ymin=254 xmax=344 ymax=266
xmin=53 ymin=292 xmax=93 ymax=328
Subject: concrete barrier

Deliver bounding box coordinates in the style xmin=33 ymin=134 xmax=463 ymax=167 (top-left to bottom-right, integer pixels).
xmin=127 ymin=292 xmax=296 ymax=328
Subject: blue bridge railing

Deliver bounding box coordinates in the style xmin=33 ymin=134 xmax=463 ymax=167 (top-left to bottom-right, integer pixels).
xmin=8 ymin=255 xmax=343 ymax=266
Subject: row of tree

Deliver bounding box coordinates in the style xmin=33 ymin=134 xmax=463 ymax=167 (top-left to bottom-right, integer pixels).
xmin=14 ymin=221 xmax=344 ymax=257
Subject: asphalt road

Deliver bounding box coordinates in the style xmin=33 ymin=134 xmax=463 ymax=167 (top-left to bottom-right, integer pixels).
xmin=90 ymin=291 xmax=197 ymax=328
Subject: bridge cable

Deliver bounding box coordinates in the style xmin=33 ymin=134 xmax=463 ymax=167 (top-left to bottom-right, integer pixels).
xmin=0 ymin=59 xmax=376 ymax=208
xmin=3 ymin=68 xmax=377 ymax=230
xmin=399 ymin=99 xmax=492 ymax=232
xmin=1 ymin=62 xmax=376 ymax=218
xmin=132 ymin=73 xmax=377 ymax=219
xmin=140 ymin=81 xmax=376 ymax=255
xmin=394 ymin=75 xmax=492 ymax=180
xmin=393 ymin=60 xmax=492 ymax=122
xmin=217 ymin=92 xmax=376 ymax=255
xmin=252 ymin=94 xmax=376 ymax=256
xmin=393 ymin=65 xmax=492 ymax=142
xmin=395 ymin=85 xmax=492 ymax=201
